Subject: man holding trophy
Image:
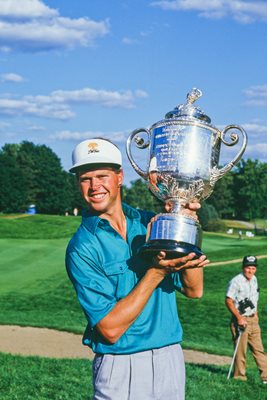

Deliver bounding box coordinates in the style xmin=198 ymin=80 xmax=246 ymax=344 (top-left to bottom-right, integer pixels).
xmin=66 ymin=89 xmax=247 ymax=399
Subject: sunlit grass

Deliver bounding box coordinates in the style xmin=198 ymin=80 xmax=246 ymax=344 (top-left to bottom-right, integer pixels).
xmin=0 ymin=353 xmax=266 ymax=400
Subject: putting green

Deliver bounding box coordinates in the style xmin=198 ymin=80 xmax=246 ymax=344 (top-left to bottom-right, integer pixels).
xmin=0 ymin=238 xmax=68 ymax=295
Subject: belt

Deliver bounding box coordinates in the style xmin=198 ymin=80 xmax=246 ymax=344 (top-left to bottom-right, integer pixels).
xmin=245 ymin=314 xmax=256 ymax=318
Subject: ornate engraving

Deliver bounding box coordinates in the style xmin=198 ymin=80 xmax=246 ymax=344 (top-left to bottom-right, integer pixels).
xmin=157 ymin=174 xmax=205 ymax=203
xmin=126 ymin=88 xmax=248 ymax=255
xmin=210 ymin=163 xmax=234 ymax=187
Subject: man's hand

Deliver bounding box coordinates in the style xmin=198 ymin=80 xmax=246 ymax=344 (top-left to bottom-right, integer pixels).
xmin=165 ymin=200 xmax=201 ymax=221
xmin=237 ymin=316 xmax=248 ymax=329
xmin=151 ymin=251 xmax=209 ymax=276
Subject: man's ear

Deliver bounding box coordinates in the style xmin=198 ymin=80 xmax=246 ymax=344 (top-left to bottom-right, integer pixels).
xmin=117 ymin=169 xmax=124 ymax=186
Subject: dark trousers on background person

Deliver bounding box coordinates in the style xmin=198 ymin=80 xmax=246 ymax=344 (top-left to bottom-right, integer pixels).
xmin=230 ymin=315 xmax=267 ymax=382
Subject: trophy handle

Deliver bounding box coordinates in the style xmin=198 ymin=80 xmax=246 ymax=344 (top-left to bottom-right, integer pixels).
xmin=210 ymin=125 xmax=248 ymax=186
xmin=126 ymin=128 xmax=150 ymax=180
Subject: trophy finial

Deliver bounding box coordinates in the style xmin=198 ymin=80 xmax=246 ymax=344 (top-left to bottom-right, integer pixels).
xmin=186 ymin=88 xmax=202 ymax=105
xmin=165 ymin=87 xmax=210 ymax=122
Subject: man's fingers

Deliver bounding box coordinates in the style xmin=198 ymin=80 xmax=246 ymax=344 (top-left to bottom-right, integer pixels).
xmin=197 ymin=259 xmax=210 ymax=267
xmin=153 ymin=251 xmax=166 ymax=263
xmin=187 ymin=202 xmax=201 ymax=211
xmin=153 ymin=251 xmax=209 ymax=272
xmin=168 ymin=254 xmax=209 ymax=270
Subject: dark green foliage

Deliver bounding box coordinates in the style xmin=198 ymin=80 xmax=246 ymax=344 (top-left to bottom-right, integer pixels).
xmin=205 ymin=158 xmax=267 ymax=227
xmin=206 ymin=218 xmax=226 ymax=232
xmin=0 ymin=145 xmax=29 ymax=213
xmin=197 ymin=203 xmax=219 ymax=231
xmin=207 ymin=172 xmax=235 ymax=218
xmin=232 ymin=159 xmax=267 ymax=220
xmin=122 ymin=179 xmax=163 ymax=213
xmin=122 ymin=159 xmax=267 ymax=231
xmin=1 ymin=139 xmax=267 ymax=229
xmin=0 ymin=141 xmax=83 ymax=215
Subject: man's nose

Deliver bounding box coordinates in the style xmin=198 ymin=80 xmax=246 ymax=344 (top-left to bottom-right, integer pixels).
xmin=90 ymin=177 xmax=101 ymax=190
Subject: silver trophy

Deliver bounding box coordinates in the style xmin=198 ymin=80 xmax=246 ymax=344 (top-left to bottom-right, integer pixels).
xmin=126 ymin=88 xmax=247 ymax=259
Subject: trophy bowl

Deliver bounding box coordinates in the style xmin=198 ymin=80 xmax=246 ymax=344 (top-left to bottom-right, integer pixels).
xmin=126 ymin=88 xmax=248 ymax=260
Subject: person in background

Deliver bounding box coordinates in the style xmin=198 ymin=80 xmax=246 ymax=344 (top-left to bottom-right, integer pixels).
xmin=66 ymin=138 xmax=209 ymax=400
xmin=225 ymin=255 xmax=267 ymax=384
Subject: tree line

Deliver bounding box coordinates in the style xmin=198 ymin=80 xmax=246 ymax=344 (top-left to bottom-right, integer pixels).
xmin=0 ymin=141 xmax=82 ymax=215
xmin=0 ymin=142 xmax=266 ymax=229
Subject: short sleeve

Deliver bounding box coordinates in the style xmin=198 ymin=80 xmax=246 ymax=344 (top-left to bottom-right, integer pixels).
xmin=226 ymin=279 xmax=239 ymax=300
xmin=66 ymin=249 xmax=116 ymax=328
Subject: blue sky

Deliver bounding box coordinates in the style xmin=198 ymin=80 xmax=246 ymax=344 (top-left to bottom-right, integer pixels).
xmin=0 ymin=0 xmax=267 ymax=185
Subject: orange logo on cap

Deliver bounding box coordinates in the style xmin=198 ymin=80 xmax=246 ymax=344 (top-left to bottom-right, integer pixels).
xmin=87 ymin=142 xmax=100 ymax=154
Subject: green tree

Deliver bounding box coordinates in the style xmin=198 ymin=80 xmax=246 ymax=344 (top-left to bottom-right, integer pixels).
xmin=0 ymin=148 xmax=28 ymax=213
xmin=0 ymin=141 xmax=76 ymax=214
xmin=207 ymin=172 xmax=235 ymax=218
xmin=233 ymin=159 xmax=267 ymax=220
xmin=123 ymin=179 xmax=163 ymax=213
xmin=197 ymin=202 xmax=220 ymax=231
xmin=65 ymin=172 xmax=85 ymax=215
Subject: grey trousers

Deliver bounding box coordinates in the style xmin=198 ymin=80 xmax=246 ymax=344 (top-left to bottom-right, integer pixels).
xmin=92 ymin=344 xmax=185 ymax=400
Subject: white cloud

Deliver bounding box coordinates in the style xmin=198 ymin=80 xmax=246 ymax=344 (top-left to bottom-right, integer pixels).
xmin=135 ymin=89 xmax=149 ymax=99
xmin=27 ymin=124 xmax=46 ymax=131
xmin=244 ymin=84 xmax=267 ymax=106
xmin=1 ymin=72 xmax=24 ymax=82
xmin=246 ymin=142 xmax=267 ymax=160
xmin=0 ymin=86 xmax=148 ymax=119
xmin=0 ymin=120 xmax=11 ymax=129
xmin=122 ymin=37 xmax=138 ymax=45
xmin=232 ymin=122 xmax=267 ymax=161
xmin=0 ymin=0 xmax=57 ymax=19
xmin=151 ymin=0 xmax=267 ymax=23
xmin=244 ymin=84 xmax=267 ymax=97
xmin=50 ymin=87 xmax=148 ymax=108
xmin=242 ymin=122 xmax=267 ymax=134
xmin=0 ymin=0 xmax=109 ymax=52
xmin=51 ymin=130 xmax=127 ymax=143
xmin=0 ymin=96 xmax=74 ymax=120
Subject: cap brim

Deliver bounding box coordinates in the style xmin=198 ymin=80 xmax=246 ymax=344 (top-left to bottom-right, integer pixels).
xmin=243 ymin=262 xmax=257 ymax=267
xmin=70 ymin=161 xmax=121 ymax=173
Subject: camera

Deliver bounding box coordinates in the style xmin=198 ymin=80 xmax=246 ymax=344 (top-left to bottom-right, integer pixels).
xmin=238 ymin=297 xmax=255 ymax=315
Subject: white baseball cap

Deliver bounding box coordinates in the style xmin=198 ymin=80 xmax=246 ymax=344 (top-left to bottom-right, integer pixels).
xmin=69 ymin=138 xmax=122 ymax=173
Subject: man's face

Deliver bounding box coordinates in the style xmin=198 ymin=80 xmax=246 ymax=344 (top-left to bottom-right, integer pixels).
xmin=78 ymin=167 xmax=123 ymax=214
xmin=243 ymin=265 xmax=257 ymax=280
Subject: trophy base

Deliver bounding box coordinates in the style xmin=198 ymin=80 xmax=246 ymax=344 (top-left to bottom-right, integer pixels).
xmin=140 ymin=239 xmax=203 ymax=260
xmin=140 ymin=213 xmax=203 ymax=261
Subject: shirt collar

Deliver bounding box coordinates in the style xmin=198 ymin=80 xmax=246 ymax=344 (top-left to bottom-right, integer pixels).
xmin=81 ymin=202 xmax=141 ymax=235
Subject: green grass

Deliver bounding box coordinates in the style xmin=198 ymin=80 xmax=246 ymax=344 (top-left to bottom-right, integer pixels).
xmin=185 ymin=363 xmax=267 ymax=400
xmin=0 ymin=214 xmax=266 ymax=340
xmin=0 ymin=214 xmax=81 ymax=239
xmin=0 ymin=214 xmax=267 ymax=399
xmin=178 ymin=258 xmax=267 ymax=355
xmin=223 ymin=218 xmax=267 ymax=230
xmin=0 ymin=237 xmax=84 ymax=332
xmin=0 ymin=353 xmax=92 ymax=400
xmin=202 ymin=234 xmax=267 ymax=263
xmin=0 ymin=353 xmax=266 ymax=400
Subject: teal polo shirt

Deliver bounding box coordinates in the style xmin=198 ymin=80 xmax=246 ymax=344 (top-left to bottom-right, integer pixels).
xmin=66 ymin=203 xmax=183 ymax=355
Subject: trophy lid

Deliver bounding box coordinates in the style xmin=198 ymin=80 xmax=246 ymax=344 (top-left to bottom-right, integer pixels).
xmin=165 ymin=88 xmax=211 ymax=123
